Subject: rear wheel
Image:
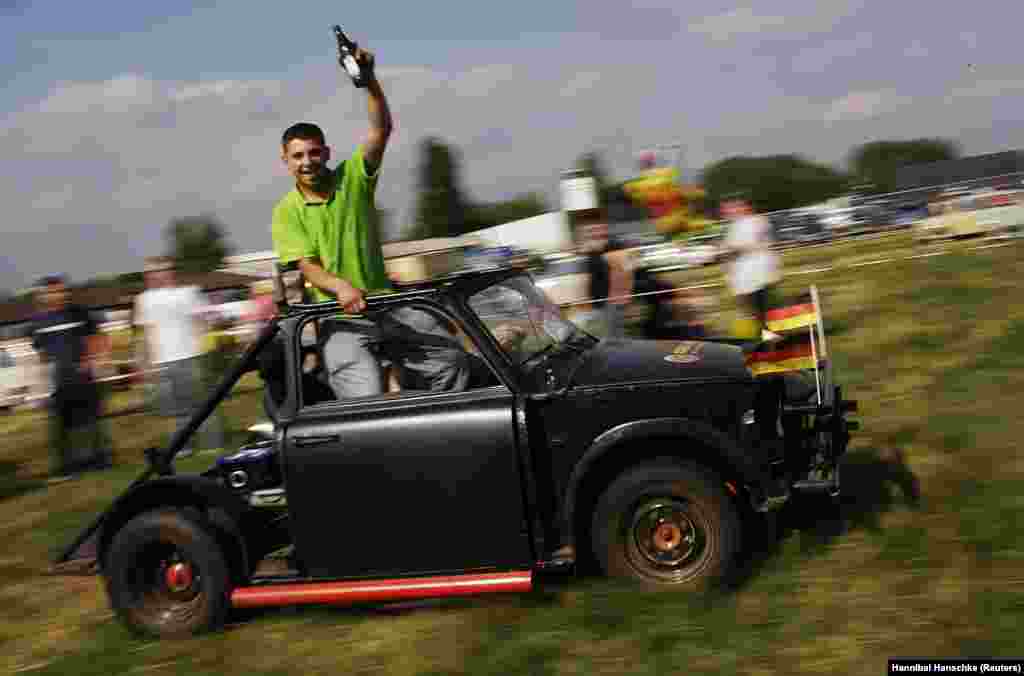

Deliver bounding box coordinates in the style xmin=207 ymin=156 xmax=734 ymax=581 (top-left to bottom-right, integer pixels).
xmin=104 ymin=508 xmax=231 ymax=638
xmin=591 ymin=459 xmax=742 ymax=590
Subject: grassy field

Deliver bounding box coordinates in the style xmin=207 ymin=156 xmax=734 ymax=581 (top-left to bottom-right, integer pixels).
xmin=2 ymin=236 xmax=1023 ymax=675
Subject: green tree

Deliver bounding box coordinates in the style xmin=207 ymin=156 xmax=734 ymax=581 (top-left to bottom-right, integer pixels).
xmin=410 ymin=137 xmax=471 ymax=239
xmin=849 ymin=138 xmax=959 ymax=194
xmin=165 ymin=215 xmax=231 ymax=274
xmin=465 ymin=192 xmax=549 ymax=231
xmin=700 ymin=155 xmax=848 ymax=214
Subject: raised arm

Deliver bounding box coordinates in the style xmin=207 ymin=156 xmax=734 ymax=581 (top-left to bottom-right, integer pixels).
xmin=355 ymin=47 xmax=393 ymax=175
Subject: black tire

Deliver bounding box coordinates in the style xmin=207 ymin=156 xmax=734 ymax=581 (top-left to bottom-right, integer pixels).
xmin=104 ymin=508 xmax=231 ymax=638
xmin=591 ymin=459 xmax=742 ymax=590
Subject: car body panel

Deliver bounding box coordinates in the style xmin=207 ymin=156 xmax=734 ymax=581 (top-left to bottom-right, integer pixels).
xmin=567 ymin=338 xmax=751 ymax=387
xmin=281 ymin=386 xmax=533 ymax=579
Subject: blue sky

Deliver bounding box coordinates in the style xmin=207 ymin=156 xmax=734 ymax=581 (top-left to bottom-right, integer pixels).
xmin=2 ymin=0 xmax=1023 ymax=290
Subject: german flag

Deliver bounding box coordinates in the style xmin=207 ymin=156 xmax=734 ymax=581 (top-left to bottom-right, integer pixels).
xmin=745 ymin=334 xmax=817 ymax=376
xmin=764 ymin=295 xmax=818 ymax=334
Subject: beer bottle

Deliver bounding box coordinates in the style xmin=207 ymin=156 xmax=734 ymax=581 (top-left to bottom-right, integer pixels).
xmin=333 ymin=25 xmax=368 ymax=88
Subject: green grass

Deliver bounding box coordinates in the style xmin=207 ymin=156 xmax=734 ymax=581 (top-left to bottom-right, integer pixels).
xmin=2 ymin=240 xmax=1024 ymax=675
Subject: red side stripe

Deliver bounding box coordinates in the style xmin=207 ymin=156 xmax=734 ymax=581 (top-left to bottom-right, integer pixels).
xmin=231 ymin=571 xmax=533 ymax=609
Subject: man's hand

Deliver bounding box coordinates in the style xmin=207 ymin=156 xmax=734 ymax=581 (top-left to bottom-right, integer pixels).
xmin=332 ymin=278 xmax=367 ymax=314
xmin=354 ymin=46 xmax=375 ymax=80
xmin=298 ymin=258 xmax=365 ymax=313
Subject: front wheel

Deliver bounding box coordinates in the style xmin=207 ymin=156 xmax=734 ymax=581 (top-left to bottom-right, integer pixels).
xmin=591 ymin=459 xmax=742 ymax=590
xmin=103 ymin=508 xmax=231 ymax=638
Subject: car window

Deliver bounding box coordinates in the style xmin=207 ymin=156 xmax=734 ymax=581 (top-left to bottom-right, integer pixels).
xmin=296 ymin=305 xmax=503 ymax=410
xmin=468 ymin=276 xmax=580 ymax=367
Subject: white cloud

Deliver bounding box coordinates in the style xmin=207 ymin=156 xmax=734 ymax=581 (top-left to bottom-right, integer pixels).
xmin=822 ymin=89 xmax=899 ymax=123
xmin=30 ymin=184 xmax=75 ymax=211
xmin=35 ymin=73 xmax=158 ymax=114
xmin=689 ymin=2 xmax=860 ymax=43
xmin=688 ymin=7 xmax=788 ymax=42
xmin=3 ymin=27 xmax=1024 ymax=290
xmin=946 ymin=79 xmax=1024 ymax=101
xmin=559 ymin=71 xmax=603 ymax=99
xmin=170 ymin=79 xmax=281 ymax=104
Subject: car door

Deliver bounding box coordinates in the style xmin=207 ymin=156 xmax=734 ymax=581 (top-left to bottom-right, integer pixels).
xmin=281 ymin=383 xmax=534 ymax=580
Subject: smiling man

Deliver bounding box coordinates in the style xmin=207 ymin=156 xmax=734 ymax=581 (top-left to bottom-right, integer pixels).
xmin=271 ymin=44 xmax=468 ymax=399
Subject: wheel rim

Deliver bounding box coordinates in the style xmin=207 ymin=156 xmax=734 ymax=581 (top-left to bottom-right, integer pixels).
xmin=627 ymin=498 xmax=708 ymax=582
xmin=126 ymin=543 xmax=205 ymax=631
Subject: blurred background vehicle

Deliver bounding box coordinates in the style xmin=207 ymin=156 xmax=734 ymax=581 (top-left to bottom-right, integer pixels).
xmin=0 ymin=345 xmax=24 ymax=412
xmin=914 ymin=188 xmax=1024 ymax=242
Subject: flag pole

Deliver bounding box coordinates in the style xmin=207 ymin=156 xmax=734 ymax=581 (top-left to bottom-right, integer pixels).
xmin=810 ymin=284 xmax=830 ymax=404
xmin=809 ymin=305 xmax=821 ymax=405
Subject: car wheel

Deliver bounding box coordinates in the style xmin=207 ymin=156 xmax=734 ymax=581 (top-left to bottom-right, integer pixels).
xmin=104 ymin=508 xmax=231 ymax=638
xmin=592 ymin=459 xmax=741 ymax=590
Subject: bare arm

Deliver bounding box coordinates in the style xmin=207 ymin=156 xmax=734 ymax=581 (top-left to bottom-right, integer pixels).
xmin=298 ymin=258 xmax=366 ymax=313
xmin=358 ymin=48 xmax=392 ymax=175
xmin=604 ymin=250 xmax=634 ymax=305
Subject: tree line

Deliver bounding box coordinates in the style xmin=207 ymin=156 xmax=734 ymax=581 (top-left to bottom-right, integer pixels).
xmin=410 ymin=137 xmax=961 ymax=238
xmin=70 ymin=135 xmax=963 ymax=292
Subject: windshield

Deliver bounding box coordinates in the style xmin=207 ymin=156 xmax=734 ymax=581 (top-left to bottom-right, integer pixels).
xmin=468 ymin=274 xmax=590 ymax=369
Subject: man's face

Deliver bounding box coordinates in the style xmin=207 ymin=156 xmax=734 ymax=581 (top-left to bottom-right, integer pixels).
xmin=38 ymin=282 xmax=68 ymax=311
xmin=577 ymin=216 xmax=609 ymax=253
xmin=146 ymin=267 xmax=174 ymax=288
xmin=282 ymin=137 xmax=331 ymax=190
xmin=722 ymin=200 xmax=751 ymax=220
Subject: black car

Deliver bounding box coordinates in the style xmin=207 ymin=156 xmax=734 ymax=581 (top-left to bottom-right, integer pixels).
xmin=56 ymin=267 xmax=858 ymax=638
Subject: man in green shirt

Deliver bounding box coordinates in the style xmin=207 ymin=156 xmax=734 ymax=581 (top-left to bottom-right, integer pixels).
xmin=271 ymin=45 xmax=468 ymax=398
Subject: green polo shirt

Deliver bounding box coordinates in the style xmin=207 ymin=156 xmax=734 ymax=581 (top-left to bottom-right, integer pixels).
xmin=271 ymin=146 xmax=391 ymax=302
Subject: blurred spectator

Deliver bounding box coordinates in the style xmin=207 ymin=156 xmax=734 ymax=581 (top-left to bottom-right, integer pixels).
xmin=575 ymin=217 xmax=633 ymax=339
xmin=644 ymin=283 xmax=712 ymax=340
xmin=29 ymin=275 xmax=113 ymax=482
xmin=243 ymin=279 xmax=277 ymax=330
xmin=720 ymin=195 xmax=782 ymax=341
xmin=134 ymin=257 xmax=224 ymax=457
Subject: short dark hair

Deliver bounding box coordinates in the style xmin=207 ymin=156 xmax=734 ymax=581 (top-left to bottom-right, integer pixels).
xmin=36 ymin=274 xmax=66 ymax=288
xmin=282 ymin=122 xmax=326 ymax=147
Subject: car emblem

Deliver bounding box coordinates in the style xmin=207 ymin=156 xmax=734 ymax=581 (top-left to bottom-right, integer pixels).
xmin=664 ymin=341 xmax=702 ymax=364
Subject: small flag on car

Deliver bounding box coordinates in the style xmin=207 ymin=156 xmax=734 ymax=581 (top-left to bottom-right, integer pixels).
xmin=764 ymin=294 xmax=818 ymax=335
xmin=745 ymin=333 xmax=817 ymax=376
xmin=745 ymin=292 xmax=822 ymax=376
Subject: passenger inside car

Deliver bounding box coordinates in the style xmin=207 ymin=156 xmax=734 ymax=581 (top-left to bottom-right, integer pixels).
xmin=258 ymin=303 xmax=501 ymax=420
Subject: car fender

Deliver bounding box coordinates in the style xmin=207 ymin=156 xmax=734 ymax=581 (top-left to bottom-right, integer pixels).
xmin=563 ymin=417 xmax=770 ymax=532
xmin=96 ymin=475 xmax=251 ymax=582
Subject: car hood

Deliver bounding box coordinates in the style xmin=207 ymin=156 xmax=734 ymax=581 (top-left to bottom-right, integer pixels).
xmin=569 ymin=338 xmax=751 ymax=388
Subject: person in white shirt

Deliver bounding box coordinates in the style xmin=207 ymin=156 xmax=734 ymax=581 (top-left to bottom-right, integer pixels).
xmin=134 ymin=257 xmax=222 ymax=456
xmin=720 ymin=196 xmax=782 ymax=342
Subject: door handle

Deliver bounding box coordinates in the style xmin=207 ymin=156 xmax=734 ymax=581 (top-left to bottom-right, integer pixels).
xmin=293 ymin=434 xmax=340 ymax=447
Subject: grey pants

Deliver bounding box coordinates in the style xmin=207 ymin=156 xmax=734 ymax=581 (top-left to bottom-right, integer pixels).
xmin=321 ymin=307 xmax=470 ymax=399
xmin=156 ymin=356 xmax=225 ymax=452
